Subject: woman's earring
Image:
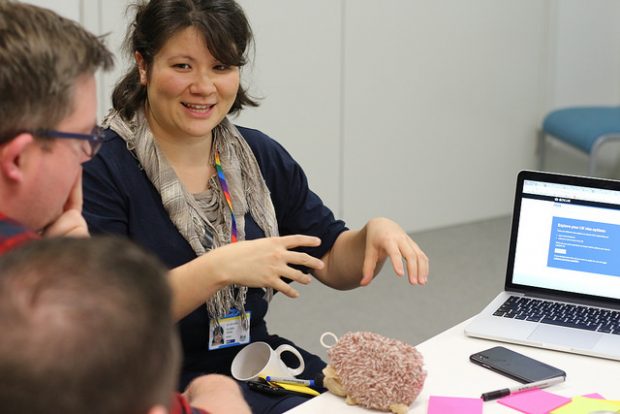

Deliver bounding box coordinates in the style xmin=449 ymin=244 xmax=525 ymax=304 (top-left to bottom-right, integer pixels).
xmin=139 ymin=70 xmax=147 ymax=85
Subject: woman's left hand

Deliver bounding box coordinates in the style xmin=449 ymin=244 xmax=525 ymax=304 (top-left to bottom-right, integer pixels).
xmin=359 ymin=217 xmax=428 ymax=286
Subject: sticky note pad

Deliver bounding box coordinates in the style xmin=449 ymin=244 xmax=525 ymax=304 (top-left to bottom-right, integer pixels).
xmin=550 ymin=396 xmax=620 ymax=414
xmin=582 ymin=393 xmax=605 ymax=399
xmin=427 ymin=396 xmax=483 ymax=414
xmin=497 ymin=388 xmax=571 ymax=414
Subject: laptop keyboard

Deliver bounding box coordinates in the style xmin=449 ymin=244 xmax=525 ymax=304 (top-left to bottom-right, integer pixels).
xmin=493 ymin=296 xmax=620 ymax=334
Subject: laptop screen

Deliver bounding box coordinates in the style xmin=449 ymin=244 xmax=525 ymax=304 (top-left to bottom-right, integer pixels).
xmin=508 ymin=171 xmax=620 ymax=302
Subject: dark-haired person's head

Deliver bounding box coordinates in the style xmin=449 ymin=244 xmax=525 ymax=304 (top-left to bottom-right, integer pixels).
xmin=0 ymin=1 xmax=113 ymax=235
xmin=0 ymin=236 xmax=179 ymax=414
xmin=113 ymin=0 xmax=257 ymax=121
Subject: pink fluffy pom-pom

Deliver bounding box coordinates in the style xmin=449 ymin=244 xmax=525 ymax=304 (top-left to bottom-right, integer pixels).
xmin=327 ymin=331 xmax=426 ymax=411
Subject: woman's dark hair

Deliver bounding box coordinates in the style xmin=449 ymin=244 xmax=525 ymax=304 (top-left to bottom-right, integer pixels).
xmin=113 ymin=0 xmax=258 ymax=120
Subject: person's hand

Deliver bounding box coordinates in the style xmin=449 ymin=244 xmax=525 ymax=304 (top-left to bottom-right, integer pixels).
xmin=184 ymin=374 xmax=251 ymax=414
xmin=169 ymin=234 xmax=325 ymax=319
xmin=207 ymin=235 xmax=324 ymax=298
xmin=41 ymin=172 xmax=89 ymax=238
xmin=359 ymin=217 xmax=428 ymax=286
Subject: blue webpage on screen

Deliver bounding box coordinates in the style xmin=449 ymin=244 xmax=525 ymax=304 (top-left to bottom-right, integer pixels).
xmin=547 ymin=217 xmax=620 ymax=277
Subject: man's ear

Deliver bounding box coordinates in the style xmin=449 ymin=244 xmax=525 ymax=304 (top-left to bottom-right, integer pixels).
xmin=135 ymin=51 xmax=148 ymax=85
xmin=0 ymin=133 xmax=35 ymax=182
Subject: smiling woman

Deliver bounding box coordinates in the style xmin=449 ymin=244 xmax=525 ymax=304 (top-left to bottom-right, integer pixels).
xmin=136 ymin=27 xmax=240 ymax=146
xmin=82 ymin=1 xmax=428 ymax=413
xmin=136 ymin=25 xmax=241 ymax=192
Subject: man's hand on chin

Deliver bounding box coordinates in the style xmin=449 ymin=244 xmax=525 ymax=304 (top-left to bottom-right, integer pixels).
xmin=41 ymin=209 xmax=89 ymax=238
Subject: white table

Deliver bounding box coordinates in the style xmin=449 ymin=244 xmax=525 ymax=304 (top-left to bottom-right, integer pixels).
xmin=285 ymin=319 xmax=620 ymax=413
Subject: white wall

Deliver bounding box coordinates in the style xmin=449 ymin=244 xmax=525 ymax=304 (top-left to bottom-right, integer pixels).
xmin=24 ymin=0 xmax=79 ymax=20
xmin=235 ymin=0 xmax=343 ymax=217
xmin=23 ymin=0 xmax=620 ymax=232
xmin=340 ymin=1 xmax=548 ymax=229
xmin=549 ymin=0 xmax=620 ymax=108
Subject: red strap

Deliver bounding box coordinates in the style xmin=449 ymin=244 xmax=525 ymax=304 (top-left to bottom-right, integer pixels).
xmin=170 ymin=393 xmax=209 ymax=414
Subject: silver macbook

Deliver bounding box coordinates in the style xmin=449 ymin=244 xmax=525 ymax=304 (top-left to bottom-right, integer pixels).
xmin=465 ymin=170 xmax=620 ymax=361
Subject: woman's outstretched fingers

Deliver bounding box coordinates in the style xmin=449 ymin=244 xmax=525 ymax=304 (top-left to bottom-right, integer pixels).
xmin=282 ymin=234 xmax=322 ymax=248
xmin=360 ymin=248 xmax=379 ymax=286
xmin=286 ymin=250 xmax=324 ymax=271
xmin=410 ymin=240 xmax=429 ymax=284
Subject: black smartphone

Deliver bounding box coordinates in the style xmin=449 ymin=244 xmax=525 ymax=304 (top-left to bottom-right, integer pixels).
xmin=469 ymin=346 xmax=566 ymax=383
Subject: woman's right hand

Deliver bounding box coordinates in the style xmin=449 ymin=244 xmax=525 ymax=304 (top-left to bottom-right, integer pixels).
xmin=169 ymin=235 xmax=325 ymax=320
xmin=204 ymin=235 xmax=324 ymax=298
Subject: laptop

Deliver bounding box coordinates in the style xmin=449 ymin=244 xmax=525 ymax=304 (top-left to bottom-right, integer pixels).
xmin=465 ymin=170 xmax=620 ymax=361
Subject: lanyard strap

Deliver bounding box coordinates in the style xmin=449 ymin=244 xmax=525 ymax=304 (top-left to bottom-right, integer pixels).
xmin=214 ymin=149 xmax=238 ymax=243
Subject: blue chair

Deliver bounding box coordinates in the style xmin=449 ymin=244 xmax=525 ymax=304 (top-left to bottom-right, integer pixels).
xmin=538 ymin=106 xmax=620 ymax=176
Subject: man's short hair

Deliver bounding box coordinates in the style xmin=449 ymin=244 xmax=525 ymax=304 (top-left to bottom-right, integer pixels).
xmin=0 ymin=1 xmax=113 ymax=141
xmin=0 ymin=237 xmax=179 ymax=414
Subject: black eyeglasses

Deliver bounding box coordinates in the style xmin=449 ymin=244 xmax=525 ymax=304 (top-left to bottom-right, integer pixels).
xmin=32 ymin=126 xmax=105 ymax=158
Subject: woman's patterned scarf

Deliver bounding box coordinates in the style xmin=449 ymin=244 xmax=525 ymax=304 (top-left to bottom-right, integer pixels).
xmin=104 ymin=109 xmax=278 ymax=322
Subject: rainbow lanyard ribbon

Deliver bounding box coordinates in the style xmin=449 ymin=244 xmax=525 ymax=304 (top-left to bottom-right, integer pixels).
xmin=214 ymin=149 xmax=238 ymax=243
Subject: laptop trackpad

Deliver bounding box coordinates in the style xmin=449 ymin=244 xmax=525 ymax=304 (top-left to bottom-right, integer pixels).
xmin=528 ymin=325 xmax=600 ymax=349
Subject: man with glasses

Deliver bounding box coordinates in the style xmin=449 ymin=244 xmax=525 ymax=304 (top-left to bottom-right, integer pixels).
xmin=0 ymin=1 xmax=111 ymax=252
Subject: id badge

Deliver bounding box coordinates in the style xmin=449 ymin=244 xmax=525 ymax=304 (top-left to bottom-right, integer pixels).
xmin=208 ymin=309 xmax=251 ymax=350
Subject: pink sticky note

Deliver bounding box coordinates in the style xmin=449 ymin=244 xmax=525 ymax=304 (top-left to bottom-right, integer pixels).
xmin=427 ymin=396 xmax=483 ymax=414
xmin=583 ymin=393 xmax=605 ymax=399
xmin=497 ymin=389 xmax=571 ymax=414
